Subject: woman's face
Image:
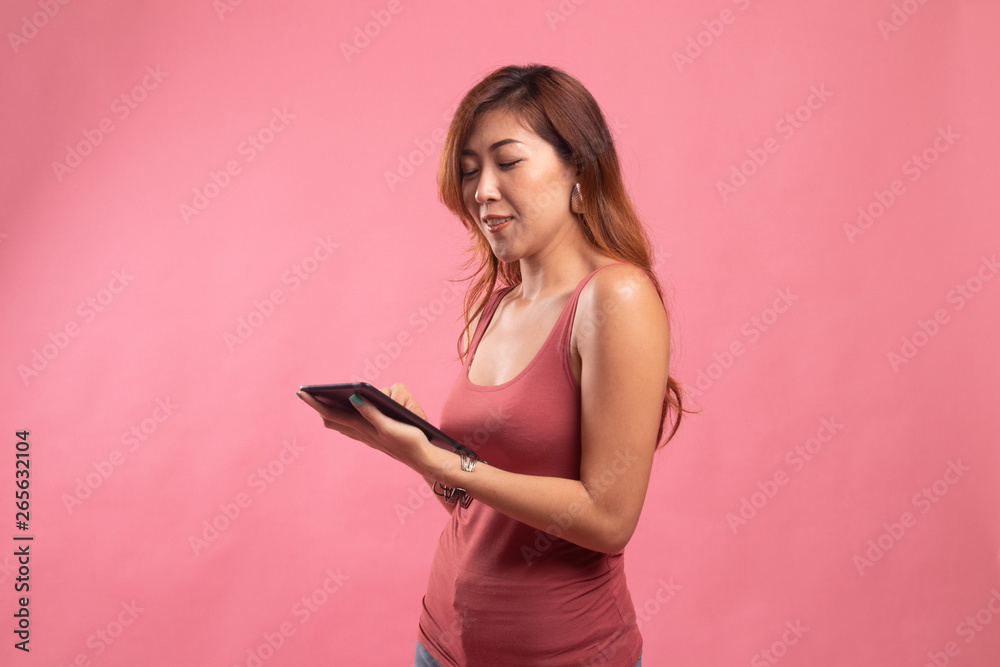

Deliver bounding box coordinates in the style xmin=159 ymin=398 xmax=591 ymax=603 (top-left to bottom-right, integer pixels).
xmin=460 ymin=109 xmax=578 ymax=264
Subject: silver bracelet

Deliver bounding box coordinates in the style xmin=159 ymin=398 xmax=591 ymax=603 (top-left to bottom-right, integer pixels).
xmin=432 ymin=481 xmax=473 ymax=508
xmin=459 ymin=448 xmax=479 ymax=473
xmin=429 ymin=449 xmax=480 ymax=508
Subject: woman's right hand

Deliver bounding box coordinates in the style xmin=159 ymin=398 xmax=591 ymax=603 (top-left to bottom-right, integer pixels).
xmin=297 ymin=383 xmax=436 ymax=471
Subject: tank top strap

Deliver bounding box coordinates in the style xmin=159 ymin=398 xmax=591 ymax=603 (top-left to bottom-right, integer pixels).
xmin=465 ymin=262 xmax=630 ymax=371
xmin=551 ymin=261 xmax=630 ymax=355
xmin=466 ymin=284 xmax=516 ymax=368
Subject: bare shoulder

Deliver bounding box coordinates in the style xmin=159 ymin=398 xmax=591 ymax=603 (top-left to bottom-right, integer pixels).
xmin=577 ymin=263 xmax=668 ymax=345
xmin=575 ymin=263 xmax=671 ymax=443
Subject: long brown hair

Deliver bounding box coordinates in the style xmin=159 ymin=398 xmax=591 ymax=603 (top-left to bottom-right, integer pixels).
xmin=437 ymin=64 xmax=692 ymax=448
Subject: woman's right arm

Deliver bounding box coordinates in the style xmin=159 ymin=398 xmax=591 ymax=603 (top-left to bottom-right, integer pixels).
xmin=422 ymin=306 xmax=482 ymax=516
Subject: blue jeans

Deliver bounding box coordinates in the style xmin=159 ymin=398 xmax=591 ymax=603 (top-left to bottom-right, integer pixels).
xmin=415 ymin=641 xmax=641 ymax=666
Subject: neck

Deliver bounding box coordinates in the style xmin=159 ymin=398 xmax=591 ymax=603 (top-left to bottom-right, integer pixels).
xmin=514 ymin=235 xmax=612 ymax=302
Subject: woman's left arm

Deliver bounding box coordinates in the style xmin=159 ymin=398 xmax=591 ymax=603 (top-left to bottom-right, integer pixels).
xmin=355 ymin=265 xmax=671 ymax=554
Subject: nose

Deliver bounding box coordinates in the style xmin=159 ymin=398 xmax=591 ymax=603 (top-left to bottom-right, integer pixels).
xmin=474 ymin=167 xmax=500 ymax=205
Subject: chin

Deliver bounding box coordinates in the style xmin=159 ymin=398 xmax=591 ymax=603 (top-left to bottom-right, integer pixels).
xmin=488 ymin=238 xmax=522 ymax=259
xmin=491 ymin=251 xmax=518 ymax=265
xmin=484 ymin=238 xmax=508 ymax=257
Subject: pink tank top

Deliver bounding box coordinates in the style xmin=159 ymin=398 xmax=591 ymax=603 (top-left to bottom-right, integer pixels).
xmin=416 ymin=262 xmax=643 ymax=667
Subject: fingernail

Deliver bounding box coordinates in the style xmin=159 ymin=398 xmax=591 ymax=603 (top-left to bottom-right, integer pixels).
xmin=349 ymin=394 xmax=363 ymax=407
xmin=296 ymin=392 xmax=306 ymax=401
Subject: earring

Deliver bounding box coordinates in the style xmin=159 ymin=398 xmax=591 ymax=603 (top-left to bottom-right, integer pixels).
xmin=570 ymin=182 xmax=583 ymax=214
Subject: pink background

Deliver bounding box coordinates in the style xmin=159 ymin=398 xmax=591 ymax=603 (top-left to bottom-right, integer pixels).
xmin=2 ymin=0 xmax=999 ymax=665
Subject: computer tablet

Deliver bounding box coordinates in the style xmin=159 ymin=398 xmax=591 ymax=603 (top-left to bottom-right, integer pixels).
xmin=299 ymin=382 xmax=473 ymax=455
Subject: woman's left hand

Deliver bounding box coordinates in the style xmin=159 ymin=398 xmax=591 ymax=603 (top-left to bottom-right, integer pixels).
xmin=297 ymin=383 xmax=436 ymax=474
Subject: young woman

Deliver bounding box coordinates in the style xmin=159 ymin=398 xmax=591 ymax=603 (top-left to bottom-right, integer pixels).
xmin=299 ymin=64 xmax=688 ymax=666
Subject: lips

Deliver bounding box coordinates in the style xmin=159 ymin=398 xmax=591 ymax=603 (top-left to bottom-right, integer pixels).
xmin=483 ymin=216 xmax=512 ymax=233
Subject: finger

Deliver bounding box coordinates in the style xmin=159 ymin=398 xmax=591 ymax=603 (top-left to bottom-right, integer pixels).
xmin=383 ymin=383 xmax=409 ymax=408
xmin=298 ymin=390 xmax=333 ymax=415
xmin=322 ymin=419 xmax=367 ymax=441
xmin=381 ymin=385 xmax=400 ymax=403
xmin=348 ymin=392 xmax=390 ymax=434
xmin=296 ymin=390 xmax=338 ymax=413
xmin=298 ymin=391 xmax=358 ymax=425
xmin=389 ymin=383 xmax=424 ymax=420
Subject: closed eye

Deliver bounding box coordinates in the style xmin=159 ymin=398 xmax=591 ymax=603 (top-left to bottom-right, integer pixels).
xmin=461 ymin=160 xmax=521 ymax=179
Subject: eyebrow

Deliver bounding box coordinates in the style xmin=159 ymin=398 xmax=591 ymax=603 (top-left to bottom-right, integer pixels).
xmin=460 ymin=139 xmax=523 ymax=156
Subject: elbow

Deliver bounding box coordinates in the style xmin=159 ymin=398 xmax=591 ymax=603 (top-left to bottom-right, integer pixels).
xmin=603 ymin=533 xmax=631 ymax=554
xmin=565 ymin=521 xmax=630 ymax=554
xmin=593 ymin=520 xmax=636 ymax=554
xmin=578 ymin=489 xmax=640 ymax=553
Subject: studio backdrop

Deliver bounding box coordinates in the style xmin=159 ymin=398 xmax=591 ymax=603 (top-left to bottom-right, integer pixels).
xmin=1 ymin=0 xmax=998 ymax=665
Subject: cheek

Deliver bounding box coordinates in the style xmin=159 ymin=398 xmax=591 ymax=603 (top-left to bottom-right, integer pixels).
xmin=461 ymin=186 xmax=476 ymax=210
xmin=517 ymin=186 xmax=554 ymax=218
xmin=516 ymin=174 xmax=558 ymax=210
